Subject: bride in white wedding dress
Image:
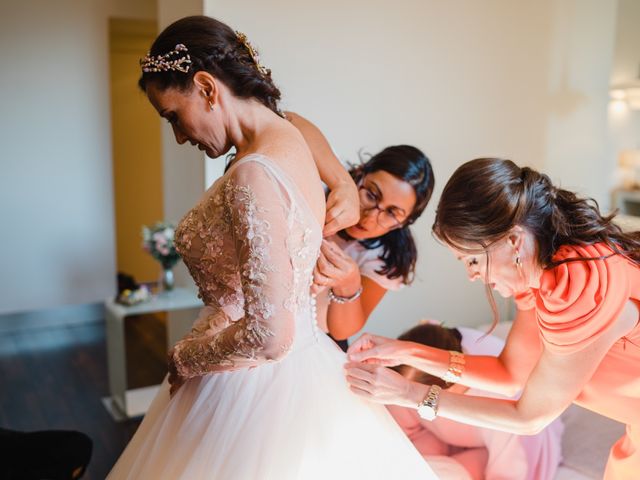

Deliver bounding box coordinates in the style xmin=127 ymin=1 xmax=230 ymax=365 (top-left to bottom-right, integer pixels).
xmin=107 ymin=15 xmax=439 ymax=480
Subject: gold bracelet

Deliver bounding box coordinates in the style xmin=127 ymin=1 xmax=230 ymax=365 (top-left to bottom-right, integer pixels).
xmin=442 ymin=350 xmax=465 ymax=383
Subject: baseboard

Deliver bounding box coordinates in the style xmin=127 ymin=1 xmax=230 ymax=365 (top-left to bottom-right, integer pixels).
xmin=0 ymin=303 xmax=104 ymax=334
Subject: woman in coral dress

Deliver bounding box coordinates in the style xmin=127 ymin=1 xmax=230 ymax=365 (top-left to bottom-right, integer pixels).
xmin=346 ymin=158 xmax=640 ymax=479
xmin=388 ymin=323 xmax=564 ymax=480
xmin=108 ymin=15 xmax=438 ymax=480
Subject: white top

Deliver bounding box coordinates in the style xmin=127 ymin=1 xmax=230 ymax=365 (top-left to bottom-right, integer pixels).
xmin=331 ymin=235 xmax=404 ymax=291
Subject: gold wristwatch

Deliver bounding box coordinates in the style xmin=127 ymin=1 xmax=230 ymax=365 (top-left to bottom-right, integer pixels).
xmin=417 ymin=384 xmax=442 ymax=421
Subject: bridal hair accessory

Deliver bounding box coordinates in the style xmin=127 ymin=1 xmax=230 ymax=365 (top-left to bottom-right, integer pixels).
xmin=235 ymin=31 xmax=269 ymax=76
xmin=140 ymin=44 xmax=192 ymax=73
xmin=442 ymin=350 xmax=465 ymax=383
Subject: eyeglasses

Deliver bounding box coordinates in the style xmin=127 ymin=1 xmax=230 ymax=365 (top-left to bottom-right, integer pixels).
xmin=358 ymin=185 xmax=406 ymax=229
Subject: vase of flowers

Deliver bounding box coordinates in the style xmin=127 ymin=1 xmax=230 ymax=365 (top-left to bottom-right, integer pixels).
xmin=142 ymin=222 xmax=181 ymax=291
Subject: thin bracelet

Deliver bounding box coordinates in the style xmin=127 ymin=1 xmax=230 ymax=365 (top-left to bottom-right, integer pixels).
xmin=442 ymin=350 xmax=465 ymax=383
xmin=328 ymin=286 xmax=363 ymax=304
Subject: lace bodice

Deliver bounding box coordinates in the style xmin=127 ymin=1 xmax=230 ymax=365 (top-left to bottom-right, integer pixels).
xmin=171 ymin=155 xmax=323 ymax=377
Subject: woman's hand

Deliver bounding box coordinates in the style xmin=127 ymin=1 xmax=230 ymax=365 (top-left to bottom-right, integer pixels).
xmin=311 ymin=239 xmax=361 ymax=296
xmin=347 ymin=333 xmax=410 ymax=366
xmin=323 ymin=182 xmax=360 ymax=237
xmin=167 ymin=347 xmax=186 ymax=397
xmin=345 ymin=362 xmax=426 ymax=408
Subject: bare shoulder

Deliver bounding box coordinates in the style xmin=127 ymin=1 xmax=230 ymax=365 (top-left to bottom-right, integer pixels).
xmin=259 ymin=119 xmax=315 ymax=168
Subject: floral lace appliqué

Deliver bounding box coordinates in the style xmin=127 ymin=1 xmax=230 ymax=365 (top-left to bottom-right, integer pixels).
xmin=172 ymin=178 xmax=280 ymax=375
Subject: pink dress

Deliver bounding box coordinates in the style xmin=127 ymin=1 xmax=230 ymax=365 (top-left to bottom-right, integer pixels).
xmin=388 ymin=327 xmax=564 ymax=480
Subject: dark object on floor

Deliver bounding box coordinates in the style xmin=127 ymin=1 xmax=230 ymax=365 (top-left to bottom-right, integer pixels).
xmin=0 ymin=428 xmax=93 ymax=479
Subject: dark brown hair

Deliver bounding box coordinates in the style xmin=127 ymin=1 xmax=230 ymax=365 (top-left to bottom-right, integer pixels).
xmin=433 ymin=158 xmax=640 ymax=323
xmin=341 ymin=145 xmax=435 ymax=284
xmin=392 ymin=323 xmax=462 ymax=389
xmin=138 ymin=16 xmax=282 ymax=117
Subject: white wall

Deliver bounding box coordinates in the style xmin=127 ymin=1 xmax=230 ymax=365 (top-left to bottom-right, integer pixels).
xmin=205 ymin=0 xmax=617 ymax=338
xmin=0 ymin=0 xmax=155 ymax=315
xmin=541 ymin=1 xmax=618 ymax=207
xmin=608 ymin=0 xmax=640 ymax=181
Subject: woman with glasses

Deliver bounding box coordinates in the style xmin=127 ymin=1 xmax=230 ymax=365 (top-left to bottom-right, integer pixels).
xmin=288 ymin=113 xmax=435 ymax=349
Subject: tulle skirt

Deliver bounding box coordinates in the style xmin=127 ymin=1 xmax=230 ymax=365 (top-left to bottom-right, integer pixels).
xmin=107 ymin=332 xmax=437 ymax=479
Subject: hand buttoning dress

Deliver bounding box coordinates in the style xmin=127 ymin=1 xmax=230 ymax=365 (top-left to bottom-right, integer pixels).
xmin=107 ymin=154 xmax=437 ymax=479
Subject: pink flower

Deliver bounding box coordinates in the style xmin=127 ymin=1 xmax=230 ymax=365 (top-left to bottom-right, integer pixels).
xmin=153 ymin=232 xmax=167 ymax=246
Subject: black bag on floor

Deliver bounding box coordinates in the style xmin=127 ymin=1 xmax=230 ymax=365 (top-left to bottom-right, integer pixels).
xmin=0 ymin=428 xmax=92 ymax=480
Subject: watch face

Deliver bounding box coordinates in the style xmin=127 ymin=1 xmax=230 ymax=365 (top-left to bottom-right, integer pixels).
xmin=417 ymin=404 xmax=436 ymax=421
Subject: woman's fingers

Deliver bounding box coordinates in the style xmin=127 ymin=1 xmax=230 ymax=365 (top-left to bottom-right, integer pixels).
xmin=321 ymin=240 xmax=350 ymax=269
xmin=348 ymin=344 xmax=401 ymax=366
xmin=323 ymin=185 xmax=360 ymax=237
xmin=316 ymin=251 xmax=339 ymax=276
xmin=349 ymin=385 xmax=372 ymax=399
xmin=347 ymin=333 xmax=375 ymax=354
xmin=345 ymin=375 xmax=374 ymax=392
xmin=313 ymin=264 xmax=333 ymax=287
xmin=324 ymin=206 xmax=346 ymax=237
xmin=348 ymin=347 xmax=379 ymax=362
xmin=344 ymin=361 xmax=378 ymax=381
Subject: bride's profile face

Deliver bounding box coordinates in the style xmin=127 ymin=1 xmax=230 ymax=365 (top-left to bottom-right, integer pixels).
xmin=146 ymin=81 xmax=229 ymax=159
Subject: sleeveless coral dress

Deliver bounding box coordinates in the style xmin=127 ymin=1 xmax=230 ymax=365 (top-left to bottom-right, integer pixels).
xmin=532 ymin=243 xmax=640 ymax=479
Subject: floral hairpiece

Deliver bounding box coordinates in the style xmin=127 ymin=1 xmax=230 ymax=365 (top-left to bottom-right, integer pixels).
xmin=140 ymin=43 xmax=192 ymax=73
xmin=235 ymin=31 xmax=269 ymax=76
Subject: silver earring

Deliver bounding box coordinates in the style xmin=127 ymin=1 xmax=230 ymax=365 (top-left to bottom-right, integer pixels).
xmin=514 ymin=251 xmax=522 ymax=268
xmin=208 ymin=99 xmax=214 ymax=111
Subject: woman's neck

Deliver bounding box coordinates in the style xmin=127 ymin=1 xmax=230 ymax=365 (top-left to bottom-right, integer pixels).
xmin=225 ymin=98 xmax=281 ymax=159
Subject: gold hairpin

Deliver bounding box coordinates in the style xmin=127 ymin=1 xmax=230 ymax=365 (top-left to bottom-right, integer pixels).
xmin=235 ymin=31 xmax=269 ymax=76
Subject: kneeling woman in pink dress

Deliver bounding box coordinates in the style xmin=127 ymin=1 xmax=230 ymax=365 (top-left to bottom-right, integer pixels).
xmin=346 ymin=158 xmax=640 ymax=479
xmin=387 ymin=322 xmax=564 ymax=480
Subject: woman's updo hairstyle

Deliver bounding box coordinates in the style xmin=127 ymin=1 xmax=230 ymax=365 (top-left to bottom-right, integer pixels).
xmin=138 ymin=15 xmax=283 ymax=117
xmin=433 ymin=158 xmax=640 ymax=268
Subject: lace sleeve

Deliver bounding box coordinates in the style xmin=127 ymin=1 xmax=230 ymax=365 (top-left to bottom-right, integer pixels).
xmin=172 ymin=161 xmax=297 ymax=377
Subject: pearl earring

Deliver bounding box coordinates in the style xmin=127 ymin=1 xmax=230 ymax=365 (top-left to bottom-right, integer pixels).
xmin=200 ymin=90 xmax=214 ymax=111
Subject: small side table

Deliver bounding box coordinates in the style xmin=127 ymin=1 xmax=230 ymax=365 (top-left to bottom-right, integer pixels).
xmin=103 ymin=288 xmax=202 ymax=421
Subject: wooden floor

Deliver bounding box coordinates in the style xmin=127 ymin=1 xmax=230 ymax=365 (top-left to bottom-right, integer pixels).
xmin=0 ymin=314 xmax=168 ymax=479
